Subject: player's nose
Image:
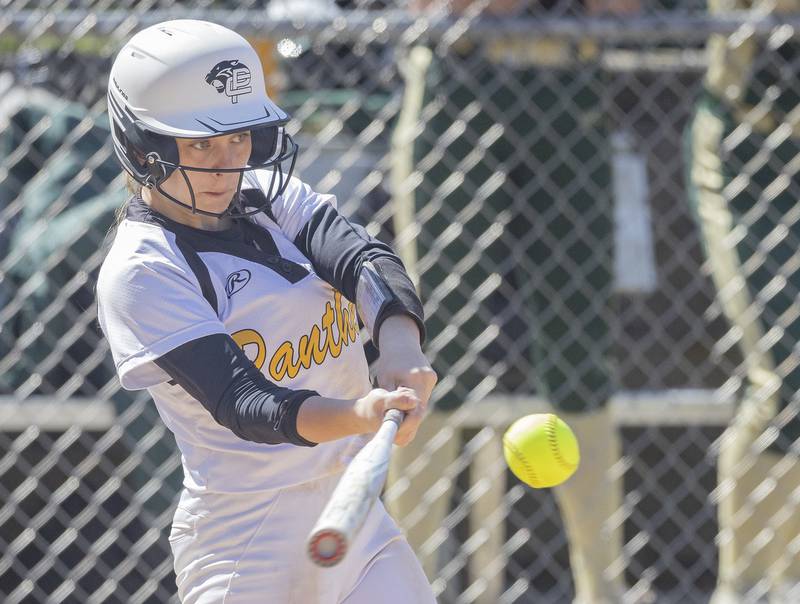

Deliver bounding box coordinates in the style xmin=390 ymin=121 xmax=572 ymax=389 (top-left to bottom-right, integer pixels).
xmin=211 ymin=140 xmax=246 ymax=172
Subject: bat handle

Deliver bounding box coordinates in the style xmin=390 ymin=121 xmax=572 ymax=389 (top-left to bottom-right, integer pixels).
xmin=383 ymin=408 xmax=405 ymax=430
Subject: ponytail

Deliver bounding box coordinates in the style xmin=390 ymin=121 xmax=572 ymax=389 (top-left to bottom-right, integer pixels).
xmin=125 ymin=173 xmax=142 ymax=195
xmin=114 ymin=173 xmax=141 ymax=227
xmin=104 ymin=173 xmax=139 ymax=243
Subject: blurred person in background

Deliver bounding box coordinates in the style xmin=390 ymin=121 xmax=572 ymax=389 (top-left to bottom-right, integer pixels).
xmin=686 ymin=3 xmax=800 ymax=602
xmin=0 ymin=50 xmax=182 ymax=539
xmin=0 ymin=66 xmax=123 ymax=397
xmin=388 ymin=1 xmax=636 ymax=602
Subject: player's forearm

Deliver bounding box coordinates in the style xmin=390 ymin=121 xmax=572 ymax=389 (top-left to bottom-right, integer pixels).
xmin=295 ymin=395 xmax=369 ymax=444
xmin=371 ymin=315 xmax=438 ymax=407
xmin=377 ymin=314 xmax=423 ymax=352
xmin=297 ymin=387 xmax=424 ymax=446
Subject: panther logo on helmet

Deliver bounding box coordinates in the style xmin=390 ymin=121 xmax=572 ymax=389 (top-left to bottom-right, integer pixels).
xmin=205 ymin=60 xmax=253 ymax=105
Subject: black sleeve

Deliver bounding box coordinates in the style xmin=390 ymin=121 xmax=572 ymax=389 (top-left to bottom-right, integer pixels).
xmin=154 ymin=333 xmax=318 ymax=446
xmin=293 ymin=204 xmax=425 ymax=349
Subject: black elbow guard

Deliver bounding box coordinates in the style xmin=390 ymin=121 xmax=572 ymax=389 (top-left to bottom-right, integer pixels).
xmin=154 ymin=334 xmax=319 ymax=446
xmin=220 ymin=375 xmax=319 ymax=447
xmin=356 ymin=259 xmax=425 ymax=350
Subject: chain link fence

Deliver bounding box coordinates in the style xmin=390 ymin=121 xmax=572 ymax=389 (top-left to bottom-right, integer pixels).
xmin=1 ymin=2 xmax=798 ymax=603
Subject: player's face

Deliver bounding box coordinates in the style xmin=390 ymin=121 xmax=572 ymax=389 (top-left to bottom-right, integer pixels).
xmin=161 ymin=131 xmax=252 ymax=214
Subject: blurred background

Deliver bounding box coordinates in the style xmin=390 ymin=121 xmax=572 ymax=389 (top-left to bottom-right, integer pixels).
xmin=2 ymin=1 xmax=798 ymax=603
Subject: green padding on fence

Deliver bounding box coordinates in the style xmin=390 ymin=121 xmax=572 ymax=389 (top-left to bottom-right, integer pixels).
xmin=410 ymin=52 xmax=615 ymax=412
xmin=0 ymin=89 xmax=181 ymax=514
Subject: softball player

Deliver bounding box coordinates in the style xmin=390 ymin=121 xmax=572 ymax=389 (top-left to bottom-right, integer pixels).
xmin=97 ymin=20 xmax=437 ymax=604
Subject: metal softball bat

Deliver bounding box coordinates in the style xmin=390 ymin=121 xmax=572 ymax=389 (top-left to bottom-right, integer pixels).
xmin=307 ymin=408 xmax=404 ymax=567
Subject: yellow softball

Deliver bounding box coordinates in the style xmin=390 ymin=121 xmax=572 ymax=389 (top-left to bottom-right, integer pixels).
xmin=502 ymin=413 xmax=580 ymax=488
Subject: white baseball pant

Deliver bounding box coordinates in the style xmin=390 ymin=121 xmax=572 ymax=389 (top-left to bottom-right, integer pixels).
xmin=169 ymin=471 xmax=436 ymax=603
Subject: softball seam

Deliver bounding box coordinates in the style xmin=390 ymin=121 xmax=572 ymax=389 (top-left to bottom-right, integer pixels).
xmin=546 ymin=414 xmax=575 ymax=471
xmin=503 ymin=436 xmax=541 ymax=488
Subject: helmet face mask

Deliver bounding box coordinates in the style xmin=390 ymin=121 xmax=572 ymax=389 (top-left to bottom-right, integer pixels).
xmin=108 ymin=19 xmax=297 ymax=218
xmin=142 ymin=127 xmax=298 ymax=218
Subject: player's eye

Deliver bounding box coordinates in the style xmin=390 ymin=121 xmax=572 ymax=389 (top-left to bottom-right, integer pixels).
xmin=190 ymin=140 xmax=211 ymax=151
xmin=231 ymin=132 xmax=250 ymax=144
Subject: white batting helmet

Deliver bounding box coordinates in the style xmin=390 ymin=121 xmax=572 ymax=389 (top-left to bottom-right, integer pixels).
xmin=107 ymin=19 xmax=296 ymax=217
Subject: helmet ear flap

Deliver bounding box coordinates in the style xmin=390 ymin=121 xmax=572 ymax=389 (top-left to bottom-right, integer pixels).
xmin=137 ymin=130 xmax=179 ymax=185
xmin=249 ymin=126 xmax=282 ymax=165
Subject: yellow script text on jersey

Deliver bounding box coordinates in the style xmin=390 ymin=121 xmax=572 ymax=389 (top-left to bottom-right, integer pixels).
xmin=231 ymin=291 xmax=360 ymax=381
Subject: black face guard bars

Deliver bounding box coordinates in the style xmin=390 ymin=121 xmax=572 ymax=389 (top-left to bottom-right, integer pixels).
xmin=143 ymin=131 xmax=298 ymax=219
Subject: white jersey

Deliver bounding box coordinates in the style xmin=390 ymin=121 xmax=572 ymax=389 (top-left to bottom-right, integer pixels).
xmin=97 ymin=172 xmax=372 ymax=494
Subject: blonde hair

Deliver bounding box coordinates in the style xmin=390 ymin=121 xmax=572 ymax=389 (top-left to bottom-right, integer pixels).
xmin=108 ymin=173 xmax=141 ymax=235
xmin=126 ymin=173 xmax=142 ymax=196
